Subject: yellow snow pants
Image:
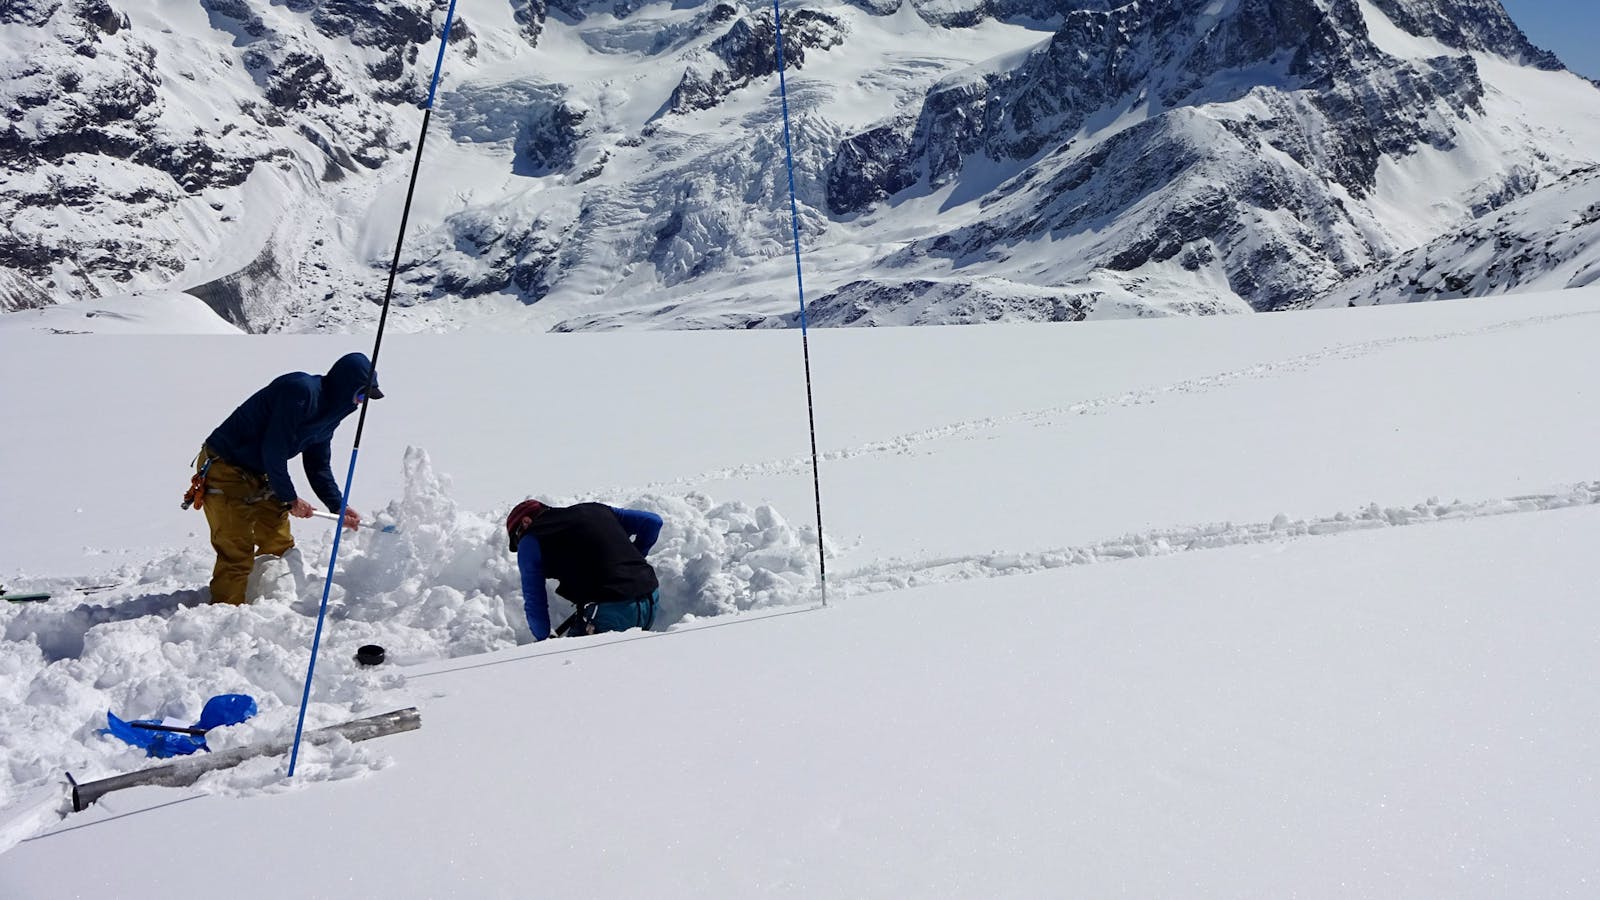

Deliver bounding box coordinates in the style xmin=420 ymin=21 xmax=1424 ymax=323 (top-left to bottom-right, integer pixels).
xmin=197 ymin=445 xmax=294 ymax=605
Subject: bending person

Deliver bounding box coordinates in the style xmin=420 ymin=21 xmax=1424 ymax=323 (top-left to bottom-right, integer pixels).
xmin=506 ymin=499 xmax=663 ymax=640
xmin=193 ymin=352 xmax=381 ymax=605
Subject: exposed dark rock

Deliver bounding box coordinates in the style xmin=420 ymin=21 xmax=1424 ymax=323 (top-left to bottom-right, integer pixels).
xmin=185 ymin=244 xmax=283 ymax=331
xmin=667 ymin=8 xmax=846 ymax=114
xmin=523 ymin=101 xmax=590 ymax=174
xmin=134 ymin=135 xmax=256 ymax=192
xmin=76 ymin=0 xmax=125 ymax=34
xmin=310 ymin=0 xmax=432 ymax=50
xmin=843 ymin=0 xmax=1068 ymax=29
xmin=0 ymin=270 xmax=53 ymax=311
xmin=790 ymin=278 xmax=1100 ymax=327
xmin=713 ymin=8 xmax=844 ymax=82
xmin=1366 ymin=0 xmax=1563 ymax=68
xmin=0 ymin=0 xmax=63 ymax=27
xmin=511 ymin=0 xmax=548 ymax=48
xmin=843 ymin=0 xmax=901 ymax=15
xmin=200 ymin=0 xmax=270 ymax=40
xmin=256 ymin=49 xmax=348 ymax=111
xmin=825 ymin=117 xmax=918 ymax=215
xmin=446 ymin=15 xmax=478 ymax=59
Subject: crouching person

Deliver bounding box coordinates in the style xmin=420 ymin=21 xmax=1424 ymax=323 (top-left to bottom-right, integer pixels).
xmin=195 ymin=352 xmax=381 ymax=605
xmin=506 ymin=499 xmax=663 ymax=640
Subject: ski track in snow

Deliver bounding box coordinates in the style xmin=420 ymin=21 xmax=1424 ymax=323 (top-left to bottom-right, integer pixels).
xmin=403 ymin=479 xmax=1600 ymax=681
xmin=612 ymin=309 xmax=1600 ymax=492
xmin=834 ymin=483 xmax=1600 ymax=595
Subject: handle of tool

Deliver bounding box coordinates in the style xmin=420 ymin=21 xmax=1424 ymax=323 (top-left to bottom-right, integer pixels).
xmin=309 ymin=510 xmax=398 ymax=533
xmin=129 ymin=722 xmax=209 ymax=736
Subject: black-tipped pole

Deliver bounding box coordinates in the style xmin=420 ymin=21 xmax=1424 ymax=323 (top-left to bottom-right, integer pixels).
xmin=289 ymin=0 xmax=460 ymax=777
xmin=771 ymin=0 xmax=828 ymax=607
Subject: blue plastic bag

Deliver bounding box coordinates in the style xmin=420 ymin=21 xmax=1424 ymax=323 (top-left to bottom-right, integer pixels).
xmin=102 ymin=693 xmax=258 ymax=759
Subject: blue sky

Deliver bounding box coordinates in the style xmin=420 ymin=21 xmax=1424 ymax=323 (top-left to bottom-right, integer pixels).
xmin=1499 ymin=0 xmax=1600 ymax=79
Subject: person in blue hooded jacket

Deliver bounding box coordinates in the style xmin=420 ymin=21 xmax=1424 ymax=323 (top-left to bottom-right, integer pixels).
xmin=193 ymin=352 xmax=381 ymax=605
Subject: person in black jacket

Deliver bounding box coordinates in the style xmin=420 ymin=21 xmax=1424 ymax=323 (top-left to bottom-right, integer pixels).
xmin=506 ymin=499 xmax=663 ymax=640
xmin=193 ymin=352 xmax=380 ymax=604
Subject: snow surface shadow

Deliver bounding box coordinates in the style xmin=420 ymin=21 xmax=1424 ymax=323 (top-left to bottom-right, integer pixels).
xmin=5 ymin=589 xmax=207 ymax=662
xmin=408 ymin=605 xmax=823 ymax=680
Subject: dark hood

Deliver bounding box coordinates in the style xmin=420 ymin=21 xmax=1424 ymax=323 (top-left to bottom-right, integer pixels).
xmin=318 ymin=352 xmax=380 ymax=418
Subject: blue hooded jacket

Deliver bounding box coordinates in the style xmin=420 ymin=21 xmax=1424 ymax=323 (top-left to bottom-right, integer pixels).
xmin=204 ymin=353 xmax=379 ymax=509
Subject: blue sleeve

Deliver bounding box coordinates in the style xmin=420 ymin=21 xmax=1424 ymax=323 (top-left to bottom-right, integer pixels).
xmin=517 ymin=534 xmax=551 ymax=640
xmin=301 ymin=441 xmax=344 ymax=511
xmin=613 ymin=507 xmax=663 ymax=555
xmin=259 ymin=386 xmax=312 ymax=505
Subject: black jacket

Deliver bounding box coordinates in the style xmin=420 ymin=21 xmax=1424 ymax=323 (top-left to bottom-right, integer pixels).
xmin=523 ymin=503 xmax=661 ymax=605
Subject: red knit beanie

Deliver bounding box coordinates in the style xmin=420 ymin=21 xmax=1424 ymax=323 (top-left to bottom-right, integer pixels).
xmin=506 ymin=499 xmax=547 ymax=552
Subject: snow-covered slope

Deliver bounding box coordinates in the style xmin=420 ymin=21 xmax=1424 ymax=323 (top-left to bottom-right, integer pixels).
xmin=0 ymin=0 xmax=437 ymax=319
xmin=793 ymin=0 xmax=1600 ymax=325
xmin=0 ymin=289 xmax=243 ymax=333
xmin=2 ymin=288 xmax=1599 ymax=892
xmin=3 ymin=0 xmax=1599 ymax=330
xmin=1310 ymin=164 xmax=1600 ymax=306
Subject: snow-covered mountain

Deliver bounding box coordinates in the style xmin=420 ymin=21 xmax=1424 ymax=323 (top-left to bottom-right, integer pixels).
xmin=1308 ymin=163 xmax=1600 ymax=306
xmin=3 ymin=0 xmax=1599 ymax=330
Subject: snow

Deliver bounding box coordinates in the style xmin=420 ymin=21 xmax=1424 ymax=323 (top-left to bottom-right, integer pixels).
xmin=1315 ymin=162 xmax=1600 ymax=307
xmin=1357 ymin=0 xmax=1459 ymax=61
xmin=0 ymin=290 xmax=243 ymax=335
xmin=0 ymin=447 xmax=818 ymax=846
xmin=1351 ymin=0 xmax=1600 ymax=253
xmin=3 ymin=285 xmax=1600 ymax=892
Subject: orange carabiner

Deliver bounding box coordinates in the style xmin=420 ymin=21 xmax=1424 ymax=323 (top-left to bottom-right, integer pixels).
xmin=183 ymin=457 xmax=215 ymax=510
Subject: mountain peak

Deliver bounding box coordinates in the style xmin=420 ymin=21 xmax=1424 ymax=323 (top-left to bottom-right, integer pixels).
xmin=1 ymin=0 xmax=1595 ymax=328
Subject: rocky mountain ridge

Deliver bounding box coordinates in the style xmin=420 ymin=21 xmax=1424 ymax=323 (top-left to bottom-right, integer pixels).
xmin=1310 ymin=164 xmax=1600 ymax=307
xmin=2 ymin=0 xmax=1598 ymax=330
